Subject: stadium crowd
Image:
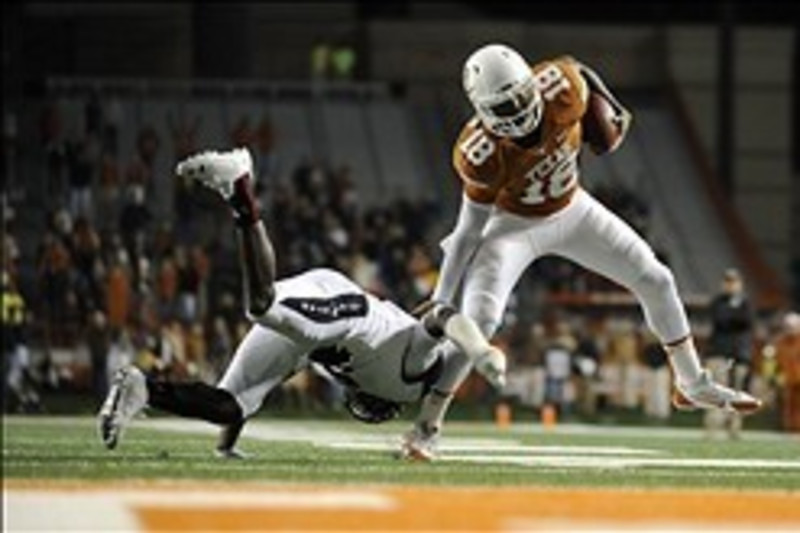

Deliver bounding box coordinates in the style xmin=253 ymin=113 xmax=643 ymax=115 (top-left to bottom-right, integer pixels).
xmin=2 ymin=92 xmax=799 ymax=432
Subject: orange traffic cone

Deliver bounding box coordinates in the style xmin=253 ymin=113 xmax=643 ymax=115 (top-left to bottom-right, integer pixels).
xmin=541 ymin=404 xmax=557 ymax=430
xmin=495 ymin=402 xmax=512 ymax=428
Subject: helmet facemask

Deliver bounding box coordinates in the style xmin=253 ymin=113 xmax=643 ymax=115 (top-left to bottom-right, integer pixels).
xmin=474 ymin=77 xmax=543 ymax=138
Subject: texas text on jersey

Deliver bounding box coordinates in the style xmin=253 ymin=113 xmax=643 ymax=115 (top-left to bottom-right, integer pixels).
xmin=453 ymin=56 xmax=589 ymax=218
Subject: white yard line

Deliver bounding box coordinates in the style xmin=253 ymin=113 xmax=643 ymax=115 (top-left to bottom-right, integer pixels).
xmin=130 ymin=419 xmax=800 ymax=472
xmin=325 ymin=442 xmax=664 ymax=456
xmin=5 ymin=415 xmax=799 ymax=443
xmin=440 ymin=454 xmax=800 ymax=470
xmin=503 ymin=421 xmax=800 ymax=443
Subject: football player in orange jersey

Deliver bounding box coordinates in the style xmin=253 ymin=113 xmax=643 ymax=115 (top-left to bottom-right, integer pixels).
xmin=400 ymin=43 xmax=762 ymax=460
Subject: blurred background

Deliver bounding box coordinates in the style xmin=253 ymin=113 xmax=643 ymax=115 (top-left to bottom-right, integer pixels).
xmin=2 ymin=1 xmax=798 ymax=434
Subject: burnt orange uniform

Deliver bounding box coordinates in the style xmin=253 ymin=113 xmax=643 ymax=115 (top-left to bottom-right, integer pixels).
xmin=453 ymin=57 xmax=588 ymax=218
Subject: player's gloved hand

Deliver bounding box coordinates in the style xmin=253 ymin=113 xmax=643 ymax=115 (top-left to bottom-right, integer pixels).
xmin=611 ymin=108 xmax=633 ymax=137
xmin=474 ymin=346 xmax=507 ymax=390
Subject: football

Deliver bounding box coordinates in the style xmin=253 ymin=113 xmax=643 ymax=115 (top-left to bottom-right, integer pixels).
xmin=581 ymin=92 xmax=625 ymax=154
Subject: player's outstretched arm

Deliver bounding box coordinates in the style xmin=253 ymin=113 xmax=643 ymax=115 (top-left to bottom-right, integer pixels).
xmin=175 ymin=148 xmax=277 ymax=319
xmin=422 ymin=303 xmax=507 ymax=389
xmin=235 ymin=214 xmax=277 ymax=319
xmin=431 ymin=194 xmax=491 ymax=305
xmin=575 ymin=60 xmax=632 ymax=140
xmin=575 ymin=61 xmax=627 ymax=115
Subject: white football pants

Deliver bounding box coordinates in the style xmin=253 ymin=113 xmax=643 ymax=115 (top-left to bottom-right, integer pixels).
xmin=463 ymin=188 xmax=690 ymax=343
xmin=217 ymin=325 xmax=310 ymax=418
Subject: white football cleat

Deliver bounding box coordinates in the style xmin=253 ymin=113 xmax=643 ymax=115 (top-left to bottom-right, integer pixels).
xmin=398 ymin=422 xmax=440 ymax=462
xmin=474 ymin=346 xmax=507 ymax=390
xmin=673 ymin=369 xmax=762 ymax=414
xmin=175 ymin=147 xmax=253 ymax=199
xmin=98 ymin=366 xmax=148 ymax=450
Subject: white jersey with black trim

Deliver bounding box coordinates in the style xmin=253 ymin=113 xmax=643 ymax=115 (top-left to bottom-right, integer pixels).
xmin=252 ymin=268 xmax=438 ymax=402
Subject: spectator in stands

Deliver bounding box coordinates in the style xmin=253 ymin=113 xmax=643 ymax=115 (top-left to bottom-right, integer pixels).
xmin=604 ymin=317 xmax=641 ymax=409
xmin=97 ymin=152 xmax=123 ymax=234
xmin=2 ymin=202 xmax=21 ymax=277
xmin=86 ymin=310 xmax=111 ymax=403
xmin=128 ymin=125 xmax=159 ymax=193
xmin=119 ymin=183 xmax=152 ymax=265
xmin=207 ymin=315 xmax=233 ymax=381
xmin=40 ymin=100 xmax=66 ymax=208
xmin=772 ymin=312 xmax=800 ymax=431
xmin=65 ymin=138 xmax=96 ymax=222
xmin=572 ymin=317 xmax=602 ymax=417
xmin=174 ymin=245 xmax=202 ymax=326
xmin=185 ymin=322 xmax=207 ymax=380
xmin=408 ymin=244 xmax=438 ymax=304
xmin=105 ymin=247 xmax=132 ymax=330
xmin=156 ymin=249 xmax=178 ymax=320
xmin=641 ymin=328 xmax=671 ymax=421
xmin=106 ymin=326 xmax=135 ymax=384
xmin=543 ymin=319 xmax=577 ymax=417
xmin=2 ymin=270 xmax=42 ymax=413
xmin=704 ymin=268 xmax=755 ymax=439
xmin=71 ymin=216 xmax=104 ymax=315
xmin=37 ymin=230 xmax=73 ymax=347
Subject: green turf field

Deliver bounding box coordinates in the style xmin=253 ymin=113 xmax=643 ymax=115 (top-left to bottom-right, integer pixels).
xmin=3 ymin=415 xmax=799 ymax=491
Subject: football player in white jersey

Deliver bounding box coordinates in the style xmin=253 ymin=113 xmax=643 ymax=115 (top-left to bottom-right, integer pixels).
xmin=400 ymin=43 xmax=762 ymax=460
xmin=98 ymin=147 xmax=506 ymax=457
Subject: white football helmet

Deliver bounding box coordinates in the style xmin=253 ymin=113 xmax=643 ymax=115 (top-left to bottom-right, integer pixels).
xmin=462 ymin=43 xmax=542 ymax=138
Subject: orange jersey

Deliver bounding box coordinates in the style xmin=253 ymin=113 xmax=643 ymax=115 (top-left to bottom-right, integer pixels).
xmin=453 ymin=56 xmax=588 ymax=217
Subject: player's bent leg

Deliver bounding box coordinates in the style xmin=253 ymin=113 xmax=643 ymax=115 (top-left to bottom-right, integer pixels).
xmin=144 ymin=378 xmax=249 ymax=459
xmin=558 ymin=194 xmax=762 ymax=415
xmin=146 ymin=380 xmax=243 ymax=425
xmin=399 ymin=390 xmax=450 ymax=462
xmin=402 ymin=220 xmax=531 ymax=461
xmin=216 ymin=419 xmax=248 ymax=459
xmin=215 ymin=324 xmax=310 ymax=456
xmin=97 ymin=366 xmax=148 ymax=450
xmin=400 ymin=420 xmax=441 ymax=462
xmin=460 ymin=213 xmax=535 ymax=338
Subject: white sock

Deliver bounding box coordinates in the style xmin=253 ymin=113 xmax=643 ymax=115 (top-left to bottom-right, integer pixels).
xmin=665 ymin=336 xmax=703 ymax=385
xmin=416 ymin=390 xmax=454 ymax=429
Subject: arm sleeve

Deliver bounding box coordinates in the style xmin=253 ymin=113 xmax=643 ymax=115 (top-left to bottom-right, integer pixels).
xmin=575 ymin=61 xmax=626 ymax=114
xmin=575 ymin=60 xmax=633 ymax=150
xmin=431 ymin=194 xmax=492 ymax=305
